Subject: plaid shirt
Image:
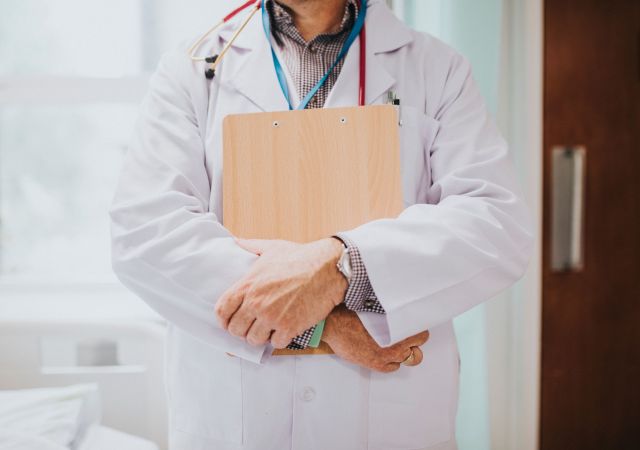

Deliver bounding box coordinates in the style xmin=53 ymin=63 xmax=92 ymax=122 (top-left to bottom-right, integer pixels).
xmin=265 ymin=1 xmax=386 ymax=350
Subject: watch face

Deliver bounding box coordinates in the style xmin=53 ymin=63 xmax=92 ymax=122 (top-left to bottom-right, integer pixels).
xmin=339 ymin=248 xmax=352 ymax=280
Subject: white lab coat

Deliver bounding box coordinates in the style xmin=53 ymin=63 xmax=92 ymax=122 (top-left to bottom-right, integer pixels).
xmin=110 ymin=1 xmax=534 ymax=449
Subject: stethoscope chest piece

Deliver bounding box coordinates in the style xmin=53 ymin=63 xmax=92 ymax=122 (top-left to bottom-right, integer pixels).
xmin=190 ymin=0 xmax=366 ymax=102
xmin=189 ymin=0 xmax=261 ymax=81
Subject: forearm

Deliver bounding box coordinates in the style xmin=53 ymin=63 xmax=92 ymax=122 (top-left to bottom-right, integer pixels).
xmin=111 ymin=205 xmax=269 ymax=362
xmin=110 ymin=47 xmax=271 ymax=363
xmin=322 ymin=304 xmax=428 ymax=372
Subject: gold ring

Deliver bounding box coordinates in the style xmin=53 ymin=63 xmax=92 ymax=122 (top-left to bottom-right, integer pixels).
xmin=401 ymin=348 xmax=415 ymax=365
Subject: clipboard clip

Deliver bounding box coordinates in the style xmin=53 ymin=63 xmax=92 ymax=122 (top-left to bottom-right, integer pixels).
xmin=387 ymin=90 xmax=402 ymax=126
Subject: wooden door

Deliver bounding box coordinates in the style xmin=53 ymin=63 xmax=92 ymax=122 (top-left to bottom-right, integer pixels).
xmin=542 ymin=1 xmax=640 ymax=449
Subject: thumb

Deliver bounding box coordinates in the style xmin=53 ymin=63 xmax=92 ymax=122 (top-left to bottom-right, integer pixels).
xmin=402 ymin=330 xmax=430 ymax=348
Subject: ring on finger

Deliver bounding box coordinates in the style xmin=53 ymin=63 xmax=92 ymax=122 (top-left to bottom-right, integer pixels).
xmin=401 ymin=347 xmax=416 ymax=365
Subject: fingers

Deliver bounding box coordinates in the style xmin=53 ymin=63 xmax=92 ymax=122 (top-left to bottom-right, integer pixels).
xmin=403 ymin=330 xmax=430 ymax=348
xmin=375 ymin=336 xmax=427 ymax=372
xmin=371 ymin=346 xmax=422 ymax=372
xmin=271 ymin=329 xmax=295 ymax=349
xmin=246 ymin=320 xmax=273 ymax=346
xmin=214 ymin=283 xmax=246 ymax=329
xmin=398 ymin=347 xmax=413 ymax=363
xmin=227 ymin=303 xmax=257 ymax=338
xmin=380 ymin=362 xmax=401 ymax=373
xmin=402 ymin=346 xmax=423 ymax=367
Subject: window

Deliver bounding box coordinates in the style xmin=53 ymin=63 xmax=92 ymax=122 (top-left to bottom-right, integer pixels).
xmin=0 ymin=105 xmax=138 ymax=281
xmin=0 ymin=0 xmax=231 ymax=283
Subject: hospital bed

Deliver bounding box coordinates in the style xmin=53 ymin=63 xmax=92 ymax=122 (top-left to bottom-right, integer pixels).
xmin=0 ymin=290 xmax=168 ymax=449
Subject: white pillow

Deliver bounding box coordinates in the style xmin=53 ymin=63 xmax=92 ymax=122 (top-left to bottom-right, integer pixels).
xmin=0 ymin=384 xmax=101 ymax=449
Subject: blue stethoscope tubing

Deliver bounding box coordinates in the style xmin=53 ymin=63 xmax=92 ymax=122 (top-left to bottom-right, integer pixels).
xmin=260 ymin=0 xmax=368 ymax=110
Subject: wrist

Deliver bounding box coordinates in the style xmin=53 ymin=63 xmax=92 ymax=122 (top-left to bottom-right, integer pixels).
xmin=321 ymin=308 xmax=338 ymax=345
xmin=318 ymin=238 xmax=349 ymax=303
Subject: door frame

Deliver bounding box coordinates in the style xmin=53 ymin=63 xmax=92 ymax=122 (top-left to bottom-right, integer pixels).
xmin=499 ymin=0 xmax=543 ymax=449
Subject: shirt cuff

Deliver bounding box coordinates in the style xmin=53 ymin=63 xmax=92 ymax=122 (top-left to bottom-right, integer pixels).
xmin=286 ymin=325 xmax=317 ymax=350
xmin=334 ymin=234 xmax=386 ymax=314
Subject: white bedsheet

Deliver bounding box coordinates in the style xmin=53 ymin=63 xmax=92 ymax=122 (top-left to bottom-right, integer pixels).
xmin=0 ymin=426 xmax=159 ymax=450
xmin=0 ymin=385 xmax=158 ymax=450
xmin=78 ymin=425 xmax=159 ymax=450
xmin=0 ymin=384 xmax=99 ymax=449
xmin=0 ymin=429 xmax=68 ymax=450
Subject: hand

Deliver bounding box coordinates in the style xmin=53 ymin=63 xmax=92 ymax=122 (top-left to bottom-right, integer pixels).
xmin=322 ymin=304 xmax=429 ymax=373
xmin=215 ymin=237 xmax=348 ymax=349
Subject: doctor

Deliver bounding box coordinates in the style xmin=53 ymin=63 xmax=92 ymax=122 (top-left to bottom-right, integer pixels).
xmin=110 ymin=0 xmax=534 ymax=449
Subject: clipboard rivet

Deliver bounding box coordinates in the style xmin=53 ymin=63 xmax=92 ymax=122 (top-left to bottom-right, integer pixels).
xmin=273 ymin=121 xmax=279 ymax=127
xmin=339 ymin=117 xmax=347 ymax=124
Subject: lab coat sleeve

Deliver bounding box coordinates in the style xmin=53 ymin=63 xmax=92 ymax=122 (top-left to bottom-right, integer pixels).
xmin=339 ymin=55 xmax=535 ymax=347
xmin=109 ymin=48 xmax=268 ymax=363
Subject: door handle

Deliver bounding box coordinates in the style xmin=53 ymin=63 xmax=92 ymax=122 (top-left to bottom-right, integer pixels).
xmin=551 ymin=146 xmax=586 ymax=272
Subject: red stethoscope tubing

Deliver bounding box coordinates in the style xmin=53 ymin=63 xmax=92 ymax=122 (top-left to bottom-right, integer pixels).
xmin=222 ymin=0 xmax=366 ymax=106
xmin=358 ymin=20 xmax=366 ymax=106
xmin=223 ymin=0 xmax=259 ymax=22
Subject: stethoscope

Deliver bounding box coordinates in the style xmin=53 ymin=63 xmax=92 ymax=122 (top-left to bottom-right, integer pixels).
xmin=188 ymin=0 xmax=368 ymax=109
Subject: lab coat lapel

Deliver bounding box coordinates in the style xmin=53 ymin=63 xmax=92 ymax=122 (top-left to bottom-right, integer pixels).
xmin=223 ymin=14 xmax=290 ymax=112
xmin=323 ymin=38 xmax=366 ymax=107
xmin=324 ymin=0 xmax=413 ymax=108
xmin=221 ymin=0 xmax=412 ymax=111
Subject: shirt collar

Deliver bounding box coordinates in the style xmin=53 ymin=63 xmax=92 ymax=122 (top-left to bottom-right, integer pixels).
xmin=267 ymin=0 xmax=358 ymax=45
xmin=217 ymin=0 xmax=414 ymax=56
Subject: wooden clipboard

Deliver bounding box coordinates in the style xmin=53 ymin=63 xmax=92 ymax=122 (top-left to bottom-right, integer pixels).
xmin=222 ymin=105 xmax=403 ymax=355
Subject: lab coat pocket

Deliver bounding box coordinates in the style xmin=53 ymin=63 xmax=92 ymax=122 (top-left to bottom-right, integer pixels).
xmin=167 ymin=328 xmax=243 ymax=444
xmin=367 ymin=339 xmax=456 ymax=449
xmin=398 ymin=106 xmax=440 ymax=207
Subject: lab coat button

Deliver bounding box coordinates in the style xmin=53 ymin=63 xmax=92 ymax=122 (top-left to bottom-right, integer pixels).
xmin=300 ymin=386 xmax=316 ymax=402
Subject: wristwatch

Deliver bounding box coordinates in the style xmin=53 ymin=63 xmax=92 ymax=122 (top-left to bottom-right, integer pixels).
xmin=336 ymin=242 xmax=352 ymax=282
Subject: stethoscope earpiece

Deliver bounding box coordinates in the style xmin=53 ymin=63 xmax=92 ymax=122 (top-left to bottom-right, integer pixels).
xmin=205 ymin=68 xmax=216 ymax=79
xmin=205 ymin=55 xmax=219 ymax=64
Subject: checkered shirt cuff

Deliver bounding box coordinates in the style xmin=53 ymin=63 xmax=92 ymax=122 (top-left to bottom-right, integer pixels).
xmin=286 ymin=325 xmax=317 ymax=350
xmin=334 ymin=235 xmax=386 ymax=314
